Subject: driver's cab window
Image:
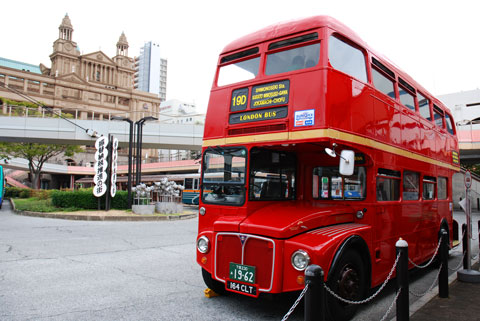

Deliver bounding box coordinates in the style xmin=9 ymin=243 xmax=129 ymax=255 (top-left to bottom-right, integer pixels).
xmin=313 ymin=167 xmax=366 ymax=200
xmin=249 ymin=149 xmax=296 ymax=201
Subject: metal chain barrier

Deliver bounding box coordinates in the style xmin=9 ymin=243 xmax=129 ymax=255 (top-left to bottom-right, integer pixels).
xmin=408 ymin=236 xmax=442 ymax=269
xmin=281 ymin=284 xmax=309 ymax=321
xmin=409 ymin=263 xmax=442 ymax=297
xmin=379 ymin=288 xmax=402 ymax=321
xmin=324 ymin=252 xmax=401 ymax=305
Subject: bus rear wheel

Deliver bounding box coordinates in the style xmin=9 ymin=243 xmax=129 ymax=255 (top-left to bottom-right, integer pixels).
xmin=326 ymin=250 xmax=366 ymax=321
xmin=201 ymin=268 xmax=228 ymax=295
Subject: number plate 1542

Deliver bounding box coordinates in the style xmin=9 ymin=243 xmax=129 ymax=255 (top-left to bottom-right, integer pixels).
xmin=229 ymin=262 xmax=255 ymax=284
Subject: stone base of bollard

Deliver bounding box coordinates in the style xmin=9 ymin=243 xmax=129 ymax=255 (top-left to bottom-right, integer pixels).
xmin=132 ymin=204 xmax=155 ymax=215
xmin=458 ymin=269 xmax=480 ymax=283
xmin=155 ymin=202 xmax=183 ymax=214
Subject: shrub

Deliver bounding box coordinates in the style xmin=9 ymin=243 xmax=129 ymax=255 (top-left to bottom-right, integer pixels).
xmin=5 ymin=187 xmax=33 ymax=198
xmin=51 ymin=189 xmax=129 ymax=210
xmin=32 ymin=189 xmax=52 ymax=200
xmin=19 ymin=189 xmax=32 ymax=198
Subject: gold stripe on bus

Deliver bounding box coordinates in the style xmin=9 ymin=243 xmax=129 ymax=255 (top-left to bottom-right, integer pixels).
xmin=202 ymin=128 xmax=460 ymax=171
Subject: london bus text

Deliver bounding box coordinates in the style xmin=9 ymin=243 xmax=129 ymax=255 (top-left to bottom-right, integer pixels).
xmin=196 ymin=16 xmax=459 ymax=321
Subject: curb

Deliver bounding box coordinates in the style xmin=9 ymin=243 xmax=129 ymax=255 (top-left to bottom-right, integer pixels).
xmin=9 ymin=199 xmax=197 ymax=221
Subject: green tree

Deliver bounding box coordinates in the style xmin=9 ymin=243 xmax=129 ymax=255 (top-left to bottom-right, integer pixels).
xmin=0 ymin=143 xmax=82 ymax=189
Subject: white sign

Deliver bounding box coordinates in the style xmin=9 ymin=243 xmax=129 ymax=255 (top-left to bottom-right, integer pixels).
xmin=294 ymin=109 xmax=315 ymax=127
xmin=93 ymin=136 xmax=109 ymax=197
xmin=465 ymin=170 xmax=472 ymax=189
xmin=110 ymin=137 xmax=118 ymax=197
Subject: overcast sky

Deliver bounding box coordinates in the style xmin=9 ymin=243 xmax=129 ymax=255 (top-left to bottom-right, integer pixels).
xmin=2 ymin=0 xmax=479 ymax=113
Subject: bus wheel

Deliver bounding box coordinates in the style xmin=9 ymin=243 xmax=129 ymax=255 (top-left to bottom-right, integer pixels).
xmin=201 ymin=268 xmax=228 ymax=295
xmin=327 ymin=250 xmax=366 ymax=321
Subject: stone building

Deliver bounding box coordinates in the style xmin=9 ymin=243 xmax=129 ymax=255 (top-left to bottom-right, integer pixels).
xmin=0 ymin=14 xmax=161 ymax=122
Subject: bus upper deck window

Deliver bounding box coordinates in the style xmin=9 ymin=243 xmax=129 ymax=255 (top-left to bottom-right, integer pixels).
xmin=328 ymin=35 xmax=367 ymax=83
xmin=433 ymin=105 xmax=444 ymax=129
xmin=218 ymin=48 xmax=260 ymax=86
xmin=445 ymin=113 xmax=455 ymax=135
xmin=265 ymin=43 xmax=320 ymax=75
xmin=398 ymin=78 xmax=416 ymax=111
xmin=418 ymin=93 xmax=431 ymax=120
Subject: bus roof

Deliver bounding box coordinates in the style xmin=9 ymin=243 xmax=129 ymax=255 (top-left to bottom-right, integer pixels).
xmin=221 ymin=16 xmax=364 ymax=55
xmin=220 ymin=16 xmax=450 ymax=115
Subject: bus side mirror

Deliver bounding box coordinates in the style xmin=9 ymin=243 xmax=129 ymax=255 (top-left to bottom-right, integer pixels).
xmin=339 ymin=150 xmax=355 ymax=176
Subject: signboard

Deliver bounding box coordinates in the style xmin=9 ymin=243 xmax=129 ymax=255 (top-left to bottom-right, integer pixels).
xmin=465 ymin=170 xmax=472 ymax=189
xmin=294 ymin=109 xmax=315 ymax=127
xmin=251 ymin=80 xmax=289 ymax=109
xmin=230 ymin=87 xmax=249 ymax=112
xmin=110 ymin=137 xmax=118 ymax=197
xmin=93 ymin=136 xmax=109 ymax=197
xmin=229 ymin=106 xmax=288 ymax=125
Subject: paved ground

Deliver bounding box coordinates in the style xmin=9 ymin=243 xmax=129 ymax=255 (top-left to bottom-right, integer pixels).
xmin=411 ymin=273 xmax=480 ymax=321
xmin=1 ymin=201 xmax=479 ymax=321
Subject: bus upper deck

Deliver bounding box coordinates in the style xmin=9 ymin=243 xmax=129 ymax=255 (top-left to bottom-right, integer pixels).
xmin=203 ymin=16 xmax=458 ymax=171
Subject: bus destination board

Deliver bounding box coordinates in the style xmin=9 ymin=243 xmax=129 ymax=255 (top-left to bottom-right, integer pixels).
xmin=251 ymin=80 xmax=289 ymax=109
xmin=229 ymin=106 xmax=287 ymax=124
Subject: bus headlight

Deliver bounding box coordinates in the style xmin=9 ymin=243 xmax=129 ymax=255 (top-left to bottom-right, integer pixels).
xmin=197 ymin=236 xmax=210 ymax=254
xmin=199 ymin=207 xmax=206 ymax=215
xmin=291 ymin=250 xmax=310 ymax=271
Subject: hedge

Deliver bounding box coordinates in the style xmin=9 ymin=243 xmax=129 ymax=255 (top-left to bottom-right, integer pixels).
xmin=5 ymin=188 xmax=54 ymax=199
xmin=5 ymin=187 xmax=32 ymax=198
xmin=51 ymin=189 xmax=128 ymax=210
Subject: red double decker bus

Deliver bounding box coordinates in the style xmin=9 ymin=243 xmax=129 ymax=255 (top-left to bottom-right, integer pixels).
xmin=196 ymin=16 xmax=459 ymax=320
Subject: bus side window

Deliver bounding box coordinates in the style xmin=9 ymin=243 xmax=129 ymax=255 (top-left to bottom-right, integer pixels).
xmin=371 ymin=67 xmax=395 ymax=99
xmin=445 ymin=113 xmax=455 ymax=135
xmin=376 ymin=168 xmax=400 ymax=201
xmin=418 ymin=92 xmax=431 ymax=121
xmin=328 ymin=35 xmax=367 ymax=83
xmin=398 ymin=78 xmax=416 ymax=112
xmin=438 ymin=177 xmax=448 ymax=200
xmin=184 ymin=178 xmax=193 ymax=190
xmin=403 ymin=171 xmax=419 ymax=200
xmin=423 ymin=176 xmax=436 ymax=200
xmin=433 ymin=105 xmax=445 ymax=129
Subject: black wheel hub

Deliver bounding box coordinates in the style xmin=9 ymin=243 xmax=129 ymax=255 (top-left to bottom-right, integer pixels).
xmin=337 ymin=265 xmax=360 ymax=300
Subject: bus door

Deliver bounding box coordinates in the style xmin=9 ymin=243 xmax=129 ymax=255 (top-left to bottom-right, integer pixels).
xmin=400 ymin=170 xmax=422 ymax=261
xmin=374 ymin=168 xmax=401 ymax=282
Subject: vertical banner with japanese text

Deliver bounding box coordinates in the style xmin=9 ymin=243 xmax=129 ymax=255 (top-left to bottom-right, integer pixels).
xmin=93 ymin=136 xmax=109 ymax=197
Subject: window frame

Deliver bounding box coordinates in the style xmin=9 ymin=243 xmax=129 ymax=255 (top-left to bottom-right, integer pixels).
xmin=398 ymin=78 xmax=416 ymax=112
xmin=328 ymin=33 xmax=368 ymax=83
xmin=402 ymin=170 xmax=420 ymax=201
xmin=376 ymin=168 xmax=401 ymax=202
xmin=417 ymin=92 xmax=432 ymax=121
xmin=437 ymin=177 xmax=448 ymax=200
xmin=371 ymin=58 xmax=397 ymax=100
xmin=422 ymin=175 xmax=437 ymax=200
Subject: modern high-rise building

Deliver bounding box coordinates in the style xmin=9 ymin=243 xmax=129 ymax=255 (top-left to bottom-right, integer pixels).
xmin=134 ymin=42 xmax=167 ymax=101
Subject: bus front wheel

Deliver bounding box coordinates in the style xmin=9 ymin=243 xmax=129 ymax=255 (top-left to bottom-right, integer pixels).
xmin=326 ymin=249 xmax=366 ymax=321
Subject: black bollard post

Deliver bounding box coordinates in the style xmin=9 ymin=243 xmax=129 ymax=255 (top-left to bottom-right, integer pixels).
xmin=462 ymin=224 xmax=468 ymax=270
xmin=396 ymin=238 xmax=409 ymax=321
xmin=304 ymin=265 xmax=325 ymax=321
xmin=439 ymin=229 xmax=449 ymax=298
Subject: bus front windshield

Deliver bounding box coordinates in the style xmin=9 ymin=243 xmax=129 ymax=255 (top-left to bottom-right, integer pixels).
xmin=202 ymin=147 xmax=247 ymax=205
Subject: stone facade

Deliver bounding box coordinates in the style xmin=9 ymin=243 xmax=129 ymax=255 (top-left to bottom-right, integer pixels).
xmin=0 ymin=14 xmax=161 ymax=122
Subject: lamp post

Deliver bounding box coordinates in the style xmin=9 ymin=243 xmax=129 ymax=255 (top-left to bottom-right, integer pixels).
xmin=135 ymin=116 xmax=158 ymax=186
xmin=111 ymin=116 xmax=134 ymax=209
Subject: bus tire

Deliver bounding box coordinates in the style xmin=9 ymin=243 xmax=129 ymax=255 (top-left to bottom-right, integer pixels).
xmin=326 ymin=249 xmax=366 ymax=321
xmin=201 ymin=268 xmax=228 ymax=295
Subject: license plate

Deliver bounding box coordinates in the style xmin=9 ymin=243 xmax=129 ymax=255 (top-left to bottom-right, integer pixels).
xmin=226 ymin=280 xmax=258 ymax=297
xmin=229 ymin=262 xmax=255 ymax=284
